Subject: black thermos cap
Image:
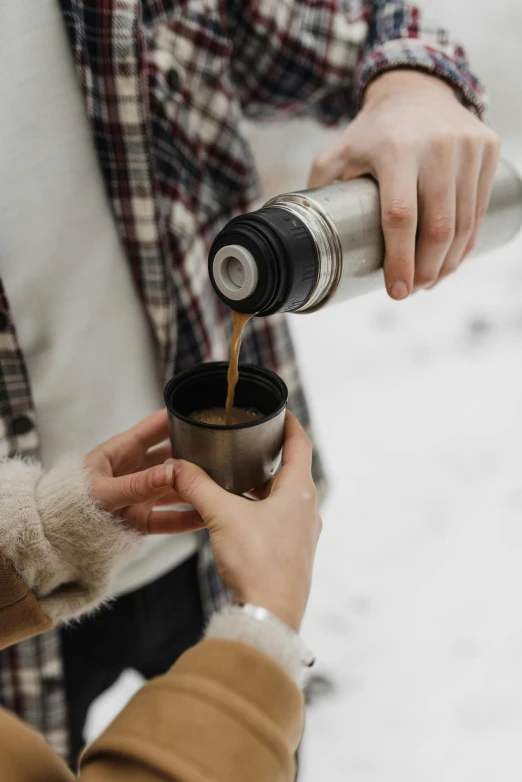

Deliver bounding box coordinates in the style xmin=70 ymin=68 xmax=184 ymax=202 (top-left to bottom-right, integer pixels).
xmin=208 ymin=206 xmax=319 ymax=315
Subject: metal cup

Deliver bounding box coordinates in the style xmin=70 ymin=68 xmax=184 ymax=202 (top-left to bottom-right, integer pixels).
xmin=164 ymin=361 xmax=288 ymax=494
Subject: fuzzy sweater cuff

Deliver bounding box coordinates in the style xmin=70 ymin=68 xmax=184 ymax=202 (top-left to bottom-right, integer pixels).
xmin=0 ymin=457 xmax=143 ymax=624
xmin=206 ymin=606 xmax=306 ymax=684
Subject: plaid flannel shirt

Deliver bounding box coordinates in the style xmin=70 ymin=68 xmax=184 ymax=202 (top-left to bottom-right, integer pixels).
xmin=0 ymin=0 xmax=484 ymax=760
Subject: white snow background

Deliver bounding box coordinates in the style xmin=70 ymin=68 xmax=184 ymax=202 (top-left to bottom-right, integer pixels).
xmin=88 ymin=1 xmax=522 ymax=779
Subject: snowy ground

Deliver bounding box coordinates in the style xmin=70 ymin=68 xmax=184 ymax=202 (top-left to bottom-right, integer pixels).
xmin=88 ymin=2 xmax=522 ymax=779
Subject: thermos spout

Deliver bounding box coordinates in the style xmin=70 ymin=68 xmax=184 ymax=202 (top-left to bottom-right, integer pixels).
xmin=209 ymin=159 xmax=522 ymax=315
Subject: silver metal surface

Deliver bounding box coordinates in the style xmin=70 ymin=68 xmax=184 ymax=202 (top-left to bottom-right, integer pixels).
xmin=266 ymin=158 xmax=522 ymax=311
xmin=265 ymin=196 xmax=342 ymax=311
xmin=165 ymin=363 xmax=288 ymax=494
xmin=168 ymin=409 xmax=285 ymax=494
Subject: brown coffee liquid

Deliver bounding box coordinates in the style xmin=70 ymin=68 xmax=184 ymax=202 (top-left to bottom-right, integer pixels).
xmin=225 ymin=310 xmax=253 ymax=423
xmin=190 ymin=406 xmax=262 ymax=426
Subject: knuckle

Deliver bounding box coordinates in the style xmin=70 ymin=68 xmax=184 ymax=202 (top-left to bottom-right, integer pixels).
xmin=295 ymin=430 xmax=314 ymax=460
xmin=476 ymin=201 xmax=489 ymax=221
xmin=461 ymin=129 xmax=482 ymax=149
xmin=122 ymin=473 xmax=143 ymax=500
xmin=456 ymin=214 xmax=475 ymax=237
xmin=446 ymin=262 xmax=460 ymax=275
xmin=439 ymin=263 xmax=458 ymax=280
xmin=386 ymin=256 xmax=411 ymax=271
xmin=383 ymin=199 xmax=414 ymax=228
xmin=462 ymin=137 xmax=481 ymax=159
xmin=303 ymin=432 xmax=313 ymax=454
xmin=425 ymin=215 xmax=454 ymax=245
xmin=466 ymin=236 xmax=477 ymax=255
xmin=415 ymin=274 xmax=437 ymax=288
xmin=383 ymin=133 xmax=405 ymax=155
xmin=433 ymin=128 xmax=457 ymax=155
xmin=307 ymin=481 xmax=318 ymax=502
xmin=311 ymin=152 xmax=330 ymax=176
xmin=178 ymin=469 xmax=206 ymax=501
xmin=486 ymin=129 xmax=501 ymax=152
xmin=301 ymin=480 xmax=317 ymax=505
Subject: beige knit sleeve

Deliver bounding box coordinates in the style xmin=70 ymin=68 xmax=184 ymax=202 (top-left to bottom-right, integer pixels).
xmin=0 ymin=457 xmax=143 ymax=624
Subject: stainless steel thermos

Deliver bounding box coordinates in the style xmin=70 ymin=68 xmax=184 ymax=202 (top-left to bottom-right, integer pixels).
xmin=209 ymin=159 xmax=522 ymax=315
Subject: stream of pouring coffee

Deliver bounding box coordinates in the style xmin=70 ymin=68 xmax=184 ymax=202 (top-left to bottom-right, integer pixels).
xmin=225 ymin=310 xmax=253 ymax=423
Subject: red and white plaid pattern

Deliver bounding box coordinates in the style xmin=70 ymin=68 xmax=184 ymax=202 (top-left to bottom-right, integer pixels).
xmin=0 ymin=0 xmax=485 ymax=760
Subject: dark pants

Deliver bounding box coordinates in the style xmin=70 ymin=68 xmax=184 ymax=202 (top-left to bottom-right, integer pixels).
xmin=60 ymin=554 xmax=204 ymax=766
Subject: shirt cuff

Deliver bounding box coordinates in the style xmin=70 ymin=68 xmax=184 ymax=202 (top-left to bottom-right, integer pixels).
xmin=206 ymin=605 xmax=309 ymax=685
xmin=356 ymin=39 xmax=487 ymax=117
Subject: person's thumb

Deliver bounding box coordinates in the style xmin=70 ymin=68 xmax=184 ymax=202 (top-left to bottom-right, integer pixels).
xmin=168 ymin=459 xmax=232 ymax=521
xmin=95 ymin=463 xmax=176 ymax=512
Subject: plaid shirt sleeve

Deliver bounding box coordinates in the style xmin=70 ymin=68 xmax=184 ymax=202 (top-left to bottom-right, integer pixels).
xmin=226 ymin=0 xmax=486 ymax=123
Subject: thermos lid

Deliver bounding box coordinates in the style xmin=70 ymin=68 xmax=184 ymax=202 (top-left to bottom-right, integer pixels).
xmin=208 ymin=207 xmax=319 ymax=315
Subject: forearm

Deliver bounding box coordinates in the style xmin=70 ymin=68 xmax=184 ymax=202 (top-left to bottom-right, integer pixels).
xmin=0 ymin=457 xmax=142 ymax=627
xmin=227 ymin=0 xmax=485 ymax=122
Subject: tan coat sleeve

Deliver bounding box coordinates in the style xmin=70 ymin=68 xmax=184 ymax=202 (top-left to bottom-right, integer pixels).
xmin=81 ymin=638 xmax=303 ymax=782
xmin=0 ymin=639 xmax=303 ymax=782
xmin=0 ymin=557 xmax=52 ymax=649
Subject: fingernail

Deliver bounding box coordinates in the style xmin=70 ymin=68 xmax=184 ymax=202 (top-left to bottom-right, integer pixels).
xmin=151 ymin=464 xmax=173 ymax=488
xmin=390 ymin=281 xmax=409 ymax=300
xmin=164 ymin=458 xmax=182 ymax=476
